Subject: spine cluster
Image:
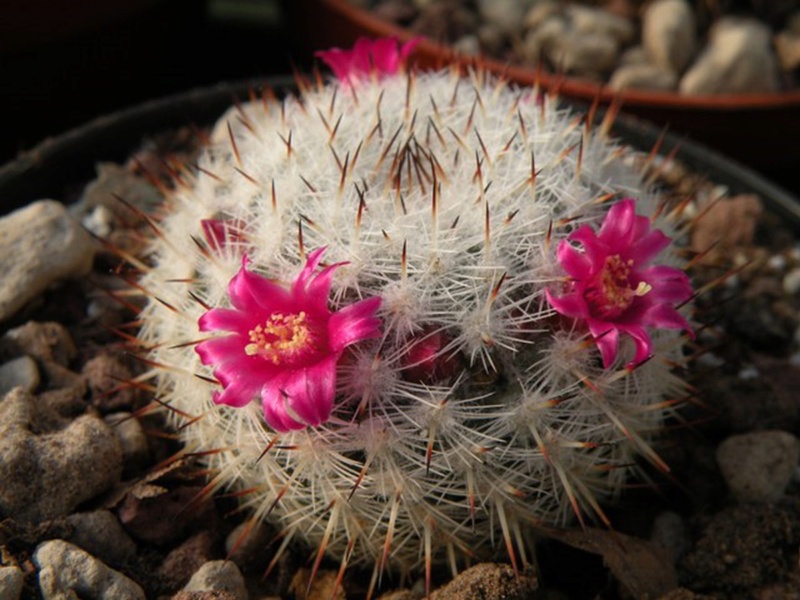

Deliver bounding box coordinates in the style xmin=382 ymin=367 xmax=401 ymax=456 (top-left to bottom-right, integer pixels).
xmin=135 ymin=65 xmax=692 ymax=587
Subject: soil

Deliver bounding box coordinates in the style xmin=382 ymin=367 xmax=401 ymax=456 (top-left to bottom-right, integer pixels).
xmin=0 ymin=118 xmax=799 ymax=599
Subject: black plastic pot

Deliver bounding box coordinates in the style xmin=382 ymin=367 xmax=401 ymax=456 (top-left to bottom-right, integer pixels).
xmin=1 ymin=77 xmax=798 ymax=228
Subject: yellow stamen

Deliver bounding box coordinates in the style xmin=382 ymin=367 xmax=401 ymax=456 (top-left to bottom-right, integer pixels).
xmin=245 ymin=311 xmax=312 ymax=364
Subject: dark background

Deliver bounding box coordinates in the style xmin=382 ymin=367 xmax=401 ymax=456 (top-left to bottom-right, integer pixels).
xmin=2 ymin=0 xmax=797 ymax=199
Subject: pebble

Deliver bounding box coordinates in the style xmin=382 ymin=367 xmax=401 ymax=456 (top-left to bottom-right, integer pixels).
xmin=0 ymin=566 xmax=24 ymax=600
xmin=566 ymin=4 xmax=634 ymax=44
xmin=33 ymin=539 xmax=145 ymax=600
xmin=225 ymin=519 xmax=273 ymax=570
xmin=0 ymin=387 xmax=122 ymax=522
xmin=118 ymin=485 xmax=213 ymax=546
xmin=83 ymin=352 xmax=137 ymax=411
xmin=75 ymin=162 xmax=162 ymax=230
xmin=650 ymin=511 xmax=690 ymax=564
xmin=158 ymin=531 xmax=216 ymax=592
xmin=521 ymin=16 xmax=567 ymax=64
xmin=609 ymin=63 xmax=678 ymax=91
xmin=1 ymin=321 xmax=77 ymax=366
xmin=680 ymin=18 xmax=780 ymax=95
xmin=716 ymin=430 xmax=800 ymax=503
xmin=547 ymin=31 xmax=620 ymax=77
xmin=183 ymin=561 xmax=248 ymax=600
xmin=642 ymin=0 xmax=697 ymax=73
xmin=0 ymin=355 xmax=40 ymax=396
xmin=290 ymin=568 xmax=345 ymax=600
xmin=783 ymin=267 xmax=800 ymax=295
xmin=430 ymin=563 xmax=538 ymax=599
xmin=0 ymin=200 xmax=94 ymax=322
xmin=65 ymin=510 xmax=138 ymax=566
xmin=105 ymin=412 xmax=150 ymax=474
xmin=476 ymin=0 xmax=530 ymax=35
xmin=774 ymin=31 xmax=800 ymax=72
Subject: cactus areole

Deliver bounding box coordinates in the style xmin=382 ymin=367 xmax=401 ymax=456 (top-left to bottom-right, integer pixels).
xmin=136 ymin=38 xmax=694 ymax=586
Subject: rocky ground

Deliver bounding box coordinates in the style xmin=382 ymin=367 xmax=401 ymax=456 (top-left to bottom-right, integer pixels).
xmin=0 ymin=124 xmax=799 ymax=600
xmin=360 ymin=0 xmax=800 ymax=94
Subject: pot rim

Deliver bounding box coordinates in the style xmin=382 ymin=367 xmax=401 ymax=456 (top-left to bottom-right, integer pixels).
xmin=319 ymin=0 xmax=800 ymax=110
xmin=0 ymin=75 xmax=797 ymax=228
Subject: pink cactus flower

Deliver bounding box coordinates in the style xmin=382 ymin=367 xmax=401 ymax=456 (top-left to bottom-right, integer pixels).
xmin=315 ymin=37 xmax=420 ymax=85
xmin=546 ymin=199 xmax=693 ymax=368
xmin=196 ymin=248 xmax=382 ymax=431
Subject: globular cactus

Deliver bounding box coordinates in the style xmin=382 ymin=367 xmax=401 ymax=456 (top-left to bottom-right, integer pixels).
xmin=134 ymin=39 xmax=694 ymax=592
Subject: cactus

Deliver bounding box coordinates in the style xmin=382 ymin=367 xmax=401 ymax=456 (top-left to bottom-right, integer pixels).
xmin=134 ymin=41 xmax=694 ymax=593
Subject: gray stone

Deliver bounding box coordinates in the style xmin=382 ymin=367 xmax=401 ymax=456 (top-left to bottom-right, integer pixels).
xmin=1 ymin=321 xmax=77 ymax=366
xmin=609 ymin=63 xmax=678 ymax=91
xmin=105 ymin=412 xmax=150 ymax=472
xmin=680 ymin=18 xmax=780 ymax=95
xmin=716 ymin=430 xmax=800 ymax=503
xmin=642 ymin=0 xmax=696 ymax=73
xmin=775 ymin=31 xmax=800 ymax=72
xmin=0 ymin=566 xmax=24 ymax=600
xmin=547 ymin=31 xmax=620 ymax=77
xmin=617 ymin=45 xmax=649 ymax=67
xmin=0 ymin=387 xmax=123 ymax=522
xmin=477 ymin=0 xmax=532 ymax=35
xmin=183 ymin=560 xmax=248 ymax=600
xmin=522 ymin=1 xmax=559 ymax=31
xmin=520 ymin=16 xmax=567 ymax=64
xmin=566 ymin=4 xmax=634 ymax=44
xmin=33 ymin=539 xmax=145 ymax=600
xmin=0 ymin=355 xmax=40 ymax=396
xmin=650 ymin=511 xmax=690 ymax=564
xmin=0 ymin=200 xmax=94 ymax=322
xmin=65 ymin=510 xmax=138 ymax=566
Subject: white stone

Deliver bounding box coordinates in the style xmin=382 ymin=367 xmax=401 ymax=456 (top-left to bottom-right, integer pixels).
xmin=716 ymin=430 xmax=800 ymax=503
xmin=642 ymin=0 xmax=696 ymax=73
xmin=33 ymin=540 xmax=145 ymax=600
xmin=0 ymin=566 xmax=24 ymax=600
xmin=477 ymin=0 xmax=534 ymax=35
xmin=0 ymin=200 xmax=94 ymax=322
xmin=105 ymin=412 xmax=150 ymax=469
xmin=0 ymin=355 xmax=40 ymax=396
xmin=680 ymin=18 xmax=780 ymax=95
xmin=521 ymin=15 xmax=567 ymax=63
xmin=547 ymin=31 xmax=620 ymax=77
xmin=184 ymin=560 xmax=248 ymax=600
xmin=775 ymin=31 xmax=800 ymax=72
xmin=566 ymin=4 xmax=635 ymax=44
xmin=783 ymin=267 xmax=800 ymax=295
xmin=609 ymin=63 xmax=678 ymax=91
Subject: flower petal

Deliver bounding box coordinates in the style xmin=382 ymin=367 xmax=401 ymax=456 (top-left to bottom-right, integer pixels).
xmin=557 ymin=238 xmax=593 ymax=279
xmin=641 ymin=265 xmax=693 ymax=303
xmin=628 ymin=228 xmax=671 ymax=265
xmin=261 ymin=378 xmax=306 ymax=432
xmin=196 ymin=335 xmax=244 ymax=365
xmin=588 ymin=321 xmax=620 ymax=368
xmin=198 ymin=308 xmax=250 ymax=333
xmin=597 ymin=199 xmax=636 ymax=249
xmin=328 ymin=296 xmax=382 ymax=352
xmin=643 ymin=303 xmax=693 ymax=334
xmin=213 ymin=374 xmax=261 ymax=408
xmin=284 ymin=357 xmax=338 ymax=426
xmin=228 ymin=260 xmax=292 ymax=313
xmin=545 ymin=289 xmax=588 ymax=319
xmin=617 ymin=324 xmax=654 ymax=366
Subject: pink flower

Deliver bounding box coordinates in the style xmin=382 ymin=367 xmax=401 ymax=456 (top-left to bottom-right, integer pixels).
xmin=196 ymin=248 xmax=382 ymax=431
xmin=315 ymin=37 xmax=420 ymax=85
xmin=546 ymin=199 xmax=693 ymax=368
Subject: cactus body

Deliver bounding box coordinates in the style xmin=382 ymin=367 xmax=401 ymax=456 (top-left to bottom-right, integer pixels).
xmin=136 ymin=67 xmax=691 ymax=577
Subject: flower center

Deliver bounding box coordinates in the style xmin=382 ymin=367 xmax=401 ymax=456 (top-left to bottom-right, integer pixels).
xmin=585 ymin=255 xmax=651 ymax=319
xmin=244 ymin=311 xmax=315 ymax=364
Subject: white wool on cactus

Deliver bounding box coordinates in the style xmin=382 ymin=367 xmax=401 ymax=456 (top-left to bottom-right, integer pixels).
xmin=135 ymin=62 xmax=693 ymax=588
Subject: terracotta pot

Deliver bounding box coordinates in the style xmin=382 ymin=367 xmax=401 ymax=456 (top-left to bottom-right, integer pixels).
xmin=288 ymin=0 xmax=800 ymax=172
